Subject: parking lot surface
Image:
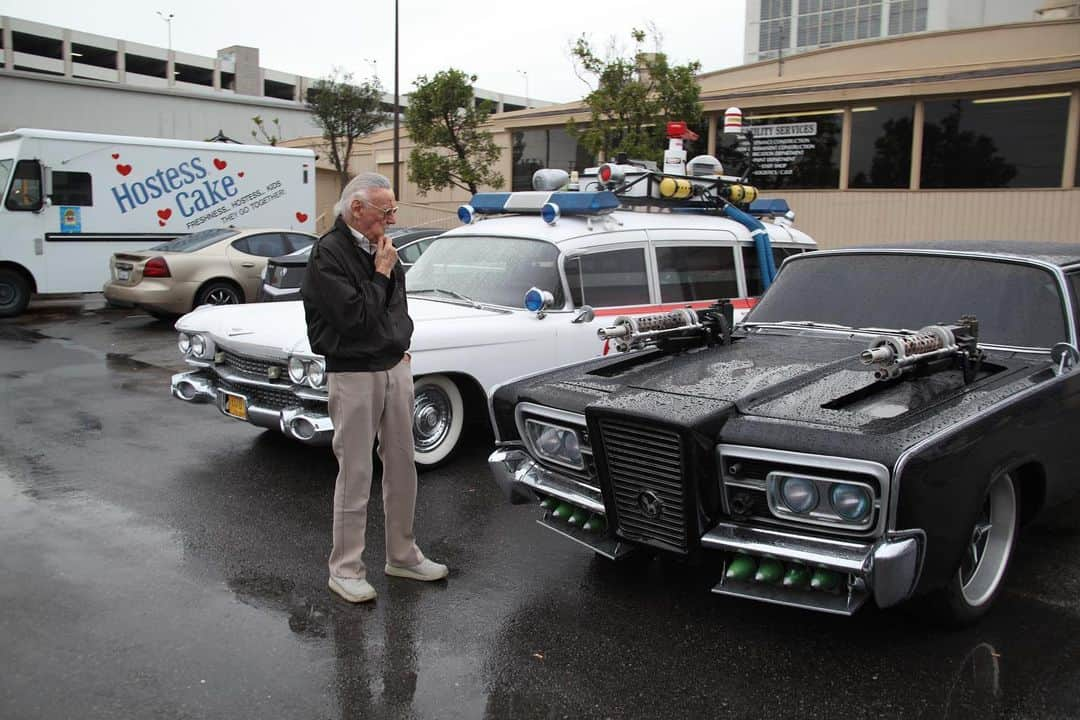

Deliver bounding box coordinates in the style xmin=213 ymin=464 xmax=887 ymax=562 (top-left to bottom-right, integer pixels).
xmin=2 ymin=299 xmax=1079 ymax=719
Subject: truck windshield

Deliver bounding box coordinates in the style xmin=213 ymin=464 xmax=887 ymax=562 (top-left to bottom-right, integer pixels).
xmin=0 ymin=160 xmax=12 ymax=196
xmin=151 ymin=228 xmax=239 ymax=253
xmin=406 ymin=235 xmax=561 ymax=308
xmin=747 ymin=252 xmax=1069 ymax=348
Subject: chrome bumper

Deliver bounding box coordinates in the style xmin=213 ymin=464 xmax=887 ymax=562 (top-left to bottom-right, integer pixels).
xmin=171 ymin=370 xmax=333 ymax=445
xmin=701 ymin=524 xmax=925 ymax=614
xmin=488 ymin=447 xmax=603 ymax=512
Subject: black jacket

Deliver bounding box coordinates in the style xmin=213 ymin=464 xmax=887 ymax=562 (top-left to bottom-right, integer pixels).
xmin=301 ymin=216 xmax=413 ymax=372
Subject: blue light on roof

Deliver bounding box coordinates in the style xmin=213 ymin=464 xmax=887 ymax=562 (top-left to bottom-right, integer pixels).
xmin=457 ymin=204 xmax=476 ymax=224
xmin=546 ymin=191 xmax=619 ymax=214
xmin=748 ymin=198 xmax=791 ymax=216
xmin=540 ymin=202 xmax=560 ymax=225
xmin=468 ymin=193 xmax=511 ymax=214
xmin=462 ymin=190 xmax=620 ymax=219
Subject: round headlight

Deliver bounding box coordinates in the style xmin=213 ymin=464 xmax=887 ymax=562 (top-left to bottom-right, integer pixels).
xmin=190 ymin=333 xmax=206 ymax=358
xmin=177 ymin=332 xmax=191 ymax=354
xmin=538 ymin=426 xmax=563 ymax=455
xmin=830 ymin=484 xmax=871 ymax=522
xmin=308 ymin=359 xmax=326 ymax=388
xmin=288 ymin=356 xmax=307 ymax=384
xmin=561 ymin=430 xmax=582 ymax=464
xmin=780 ymin=477 xmax=819 ymax=514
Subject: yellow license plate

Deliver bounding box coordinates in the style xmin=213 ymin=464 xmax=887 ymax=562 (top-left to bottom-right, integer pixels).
xmin=223 ymin=393 xmax=247 ymax=419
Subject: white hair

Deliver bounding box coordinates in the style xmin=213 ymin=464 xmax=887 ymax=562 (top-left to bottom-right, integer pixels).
xmin=336 ymin=172 xmax=392 ymax=221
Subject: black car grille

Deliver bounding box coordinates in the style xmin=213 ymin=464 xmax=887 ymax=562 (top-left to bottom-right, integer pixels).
xmin=598 ymin=418 xmax=687 ymax=552
xmin=222 ymin=351 xmax=284 ymax=379
xmin=218 ymin=379 xmax=297 ymax=411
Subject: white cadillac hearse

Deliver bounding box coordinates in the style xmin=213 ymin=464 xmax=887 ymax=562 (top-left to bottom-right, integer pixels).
xmin=170 ymin=159 xmax=816 ymax=468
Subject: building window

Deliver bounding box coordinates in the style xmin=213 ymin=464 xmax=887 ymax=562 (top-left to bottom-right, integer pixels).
xmin=565 ymin=249 xmax=649 ymax=307
xmin=125 ymin=53 xmax=167 ymax=79
xmin=511 ymin=128 xmax=594 ymax=191
xmin=718 ymin=109 xmax=843 ymax=189
xmin=656 ymin=246 xmax=738 ymax=303
xmin=921 ymin=94 xmax=1070 ymax=189
xmin=888 ymin=0 xmax=928 ymax=35
xmin=849 ymin=101 xmax=914 ymax=189
xmin=51 ymin=172 xmax=93 ymax=206
xmin=176 ymin=63 xmax=215 ymax=87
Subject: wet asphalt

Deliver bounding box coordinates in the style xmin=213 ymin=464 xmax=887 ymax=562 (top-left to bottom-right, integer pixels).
xmin=1 ymin=298 xmax=1079 ymax=720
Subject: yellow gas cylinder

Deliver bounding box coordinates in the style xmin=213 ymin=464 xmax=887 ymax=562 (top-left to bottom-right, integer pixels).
xmin=659 ymin=176 xmax=693 ymax=200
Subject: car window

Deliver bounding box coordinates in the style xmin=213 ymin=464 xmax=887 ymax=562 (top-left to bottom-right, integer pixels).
xmin=399 ymin=238 xmax=436 ymax=264
xmin=152 ymin=228 xmax=239 ymax=252
xmin=656 ymin=246 xmax=739 ymax=303
xmin=51 ymin=171 xmax=93 ymax=206
xmin=743 ymin=246 xmax=806 ymax=296
xmin=238 ymin=233 xmax=289 ymax=257
xmin=749 ymin=253 xmax=1069 ymax=348
xmin=5 ymin=160 xmax=42 ymax=211
xmin=406 ymin=235 xmax=561 ymax=307
xmin=565 ymin=248 xmax=650 ymax=308
xmin=286 ymin=233 xmax=314 ymax=252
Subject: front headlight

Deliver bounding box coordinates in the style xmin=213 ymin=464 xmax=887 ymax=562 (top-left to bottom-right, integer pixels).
xmin=177 ymin=332 xmax=191 ymax=354
xmin=189 ymin=333 xmax=210 ymax=359
xmin=288 ymin=356 xmax=307 ymax=384
xmin=830 ymin=483 xmax=872 ymax=521
xmin=779 ymin=476 xmax=819 ymax=514
xmin=524 ymin=418 xmax=584 ymax=469
xmin=307 ymin=359 xmax=326 ymax=388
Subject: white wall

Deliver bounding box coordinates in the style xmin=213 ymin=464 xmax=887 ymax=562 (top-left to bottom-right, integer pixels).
xmin=0 ymin=73 xmax=322 ymax=143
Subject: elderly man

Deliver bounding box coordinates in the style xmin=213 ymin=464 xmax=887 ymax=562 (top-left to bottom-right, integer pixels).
xmin=302 ymin=172 xmax=448 ymax=604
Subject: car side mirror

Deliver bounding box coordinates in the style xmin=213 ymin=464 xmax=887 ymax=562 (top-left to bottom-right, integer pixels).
xmin=1051 ymin=342 xmax=1079 ymax=376
xmin=572 ymin=306 xmax=595 ymax=324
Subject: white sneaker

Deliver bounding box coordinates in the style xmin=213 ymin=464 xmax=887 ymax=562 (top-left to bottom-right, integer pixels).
xmin=328 ymin=575 xmax=377 ymax=603
xmin=384 ymin=558 xmax=449 ymax=581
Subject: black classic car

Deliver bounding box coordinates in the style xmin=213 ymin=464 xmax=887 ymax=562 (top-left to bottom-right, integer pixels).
xmin=488 ymin=243 xmax=1080 ymax=624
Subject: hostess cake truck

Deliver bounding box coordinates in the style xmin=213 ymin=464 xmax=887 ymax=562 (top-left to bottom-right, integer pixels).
xmin=0 ymin=128 xmax=316 ymax=316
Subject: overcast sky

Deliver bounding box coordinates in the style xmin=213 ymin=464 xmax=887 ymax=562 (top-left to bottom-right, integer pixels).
xmin=0 ymin=0 xmax=748 ymax=103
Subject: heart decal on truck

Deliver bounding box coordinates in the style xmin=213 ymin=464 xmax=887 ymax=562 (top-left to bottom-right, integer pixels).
xmin=157 ymin=208 xmax=172 ymax=221
xmin=213 ymin=158 xmax=227 ymax=171
xmin=116 ymin=164 xmax=133 ymax=176
xmin=111 ymin=153 xmax=120 ymax=160
xmin=296 ymin=212 xmax=308 ymax=223
xmin=237 ymin=171 xmax=245 ymax=178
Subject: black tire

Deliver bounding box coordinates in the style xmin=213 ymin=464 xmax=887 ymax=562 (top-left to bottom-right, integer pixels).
xmin=0 ymin=268 xmax=31 ymax=318
xmin=924 ymin=472 xmax=1019 ymax=627
xmin=194 ymin=281 xmax=243 ymax=308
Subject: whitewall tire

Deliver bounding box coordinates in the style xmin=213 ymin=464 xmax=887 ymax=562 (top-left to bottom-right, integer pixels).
xmin=412 ymin=374 xmax=465 ymax=469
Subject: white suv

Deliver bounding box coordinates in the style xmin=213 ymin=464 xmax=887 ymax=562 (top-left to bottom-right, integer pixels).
xmin=170 ymin=186 xmax=815 ymax=468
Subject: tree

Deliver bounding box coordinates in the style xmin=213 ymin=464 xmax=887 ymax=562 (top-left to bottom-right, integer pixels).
xmin=306 ymin=69 xmax=388 ymax=190
xmin=569 ymin=28 xmax=704 ymax=163
xmin=250 ymin=115 xmax=280 ymax=146
xmin=405 ymin=69 xmax=503 ymax=195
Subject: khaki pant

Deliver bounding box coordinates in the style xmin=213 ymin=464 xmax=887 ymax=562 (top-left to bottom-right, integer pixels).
xmin=327 ymin=360 xmax=423 ymax=580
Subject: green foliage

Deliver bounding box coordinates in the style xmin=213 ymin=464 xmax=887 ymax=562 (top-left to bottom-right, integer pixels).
xmin=250 ymin=115 xmax=280 ymax=146
xmin=306 ymin=69 xmax=388 ymax=190
xmin=569 ymin=29 xmax=704 ymax=162
xmin=405 ymin=69 xmax=503 ymax=195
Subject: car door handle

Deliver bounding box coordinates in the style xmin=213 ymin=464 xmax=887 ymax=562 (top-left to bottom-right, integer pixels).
xmin=241 ymin=262 xmax=256 ymax=268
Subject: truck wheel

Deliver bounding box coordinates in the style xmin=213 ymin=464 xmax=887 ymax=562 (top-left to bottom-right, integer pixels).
xmin=412 ymin=374 xmax=464 ymax=470
xmin=0 ymin=268 xmax=31 ymax=318
xmin=926 ymin=471 xmax=1018 ymax=626
xmin=195 ymin=281 xmax=243 ymax=308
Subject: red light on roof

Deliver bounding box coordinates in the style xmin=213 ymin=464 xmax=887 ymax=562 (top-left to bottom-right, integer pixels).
xmin=599 ymin=164 xmax=612 ymax=182
xmin=666 ymin=121 xmax=699 ymax=141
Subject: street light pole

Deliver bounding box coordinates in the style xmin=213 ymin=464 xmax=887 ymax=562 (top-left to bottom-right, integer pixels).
xmin=517 ymin=69 xmax=529 ymax=109
xmin=392 ymin=0 xmax=400 ymax=199
xmin=156 ymin=11 xmax=174 ymax=53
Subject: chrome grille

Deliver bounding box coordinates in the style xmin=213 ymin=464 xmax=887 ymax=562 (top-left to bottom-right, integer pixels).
xmin=222 ymin=351 xmax=283 ymax=379
xmin=598 ymin=418 xmax=686 ymax=551
xmin=218 ymin=379 xmax=296 ymax=411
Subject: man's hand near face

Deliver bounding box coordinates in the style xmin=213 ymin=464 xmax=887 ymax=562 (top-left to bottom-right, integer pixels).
xmin=374 ymin=235 xmax=399 ymax=277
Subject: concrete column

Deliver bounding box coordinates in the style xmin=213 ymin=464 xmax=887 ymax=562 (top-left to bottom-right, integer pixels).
xmin=212 ymin=58 xmax=221 ymax=90
xmin=293 ymin=75 xmax=302 ymax=102
xmin=116 ymin=39 xmax=126 ymax=82
xmin=839 ymin=107 xmax=852 ymax=190
xmin=497 ymin=100 xmax=504 ymax=113
xmin=707 ymin=113 xmax=718 ymax=156
xmin=2 ymin=17 xmax=12 ymax=71
xmin=62 ymin=29 xmax=72 ymax=77
xmin=167 ymin=50 xmax=175 ymax=87
xmin=1063 ymin=89 xmax=1079 ymax=189
xmin=909 ymin=100 xmax=924 ymax=190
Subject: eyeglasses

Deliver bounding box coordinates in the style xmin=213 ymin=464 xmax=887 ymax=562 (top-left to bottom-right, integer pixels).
xmin=365 ymin=202 xmax=399 ymax=218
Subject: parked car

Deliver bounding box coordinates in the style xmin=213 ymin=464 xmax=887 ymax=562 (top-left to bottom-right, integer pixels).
xmin=170 ymin=176 xmax=816 ymax=468
xmin=487 ymin=242 xmax=1080 ymax=624
xmin=256 ymin=227 xmax=442 ymax=303
xmin=104 ymin=227 xmax=316 ymax=317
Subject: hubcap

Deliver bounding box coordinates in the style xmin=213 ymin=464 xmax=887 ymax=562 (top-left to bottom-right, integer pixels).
xmin=0 ymin=282 xmax=14 ymax=306
xmin=207 ymin=288 xmax=237 ymax=305
xmin=959 ymin=473 xmax=1017 ymax=607
xmin=413 ymin=384 xmax=452 ymax=452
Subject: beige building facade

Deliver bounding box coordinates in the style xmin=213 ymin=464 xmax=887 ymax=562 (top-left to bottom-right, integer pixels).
xmin=292 ymin=19 xmax=1080 ymax=250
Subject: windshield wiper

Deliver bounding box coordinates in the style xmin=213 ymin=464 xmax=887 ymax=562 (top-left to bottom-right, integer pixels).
xmin=746 ymin=320 xmax=856 ymax=331
xmin=408 ymin=287 xmax=479 ymax=305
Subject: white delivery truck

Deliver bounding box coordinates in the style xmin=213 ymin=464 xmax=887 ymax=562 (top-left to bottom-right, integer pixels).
xmin=0 ymin=128 xmax=316 ymax=317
